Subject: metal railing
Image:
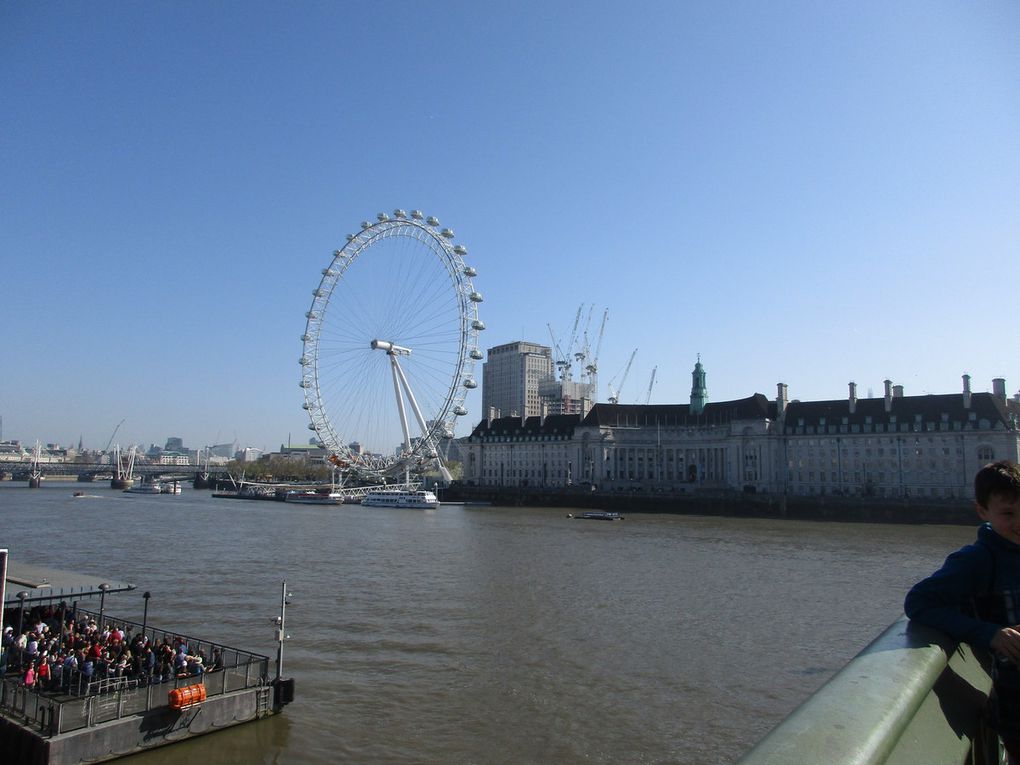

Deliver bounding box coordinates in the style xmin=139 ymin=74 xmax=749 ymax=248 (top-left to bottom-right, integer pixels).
xmin=0 ymin=609 xmax=270 ymax=737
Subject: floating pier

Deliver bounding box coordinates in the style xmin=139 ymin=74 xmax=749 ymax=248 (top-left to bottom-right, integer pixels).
xmin=0 ymin=555 xmax=293 ymax=764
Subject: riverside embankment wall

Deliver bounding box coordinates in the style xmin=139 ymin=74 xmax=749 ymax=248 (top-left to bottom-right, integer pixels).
xmin=440 ymin=486 xmax=978 ymax=525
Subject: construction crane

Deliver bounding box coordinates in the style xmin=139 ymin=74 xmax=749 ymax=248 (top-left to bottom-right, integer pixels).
xmin=583 ymin=308 xmax=608 ymax=386
xmin=104 ymin=419 xmax=125 ymax=453
xmin=547 ymin=324 xmax=571 ymax=381
xmin=573 ymin=305 xmax=594 ymax=366
xmin=565 ymin=305 xmax=583 ymax=372
xmin=607 ymin=349 xmax=637 ymax=405
xmin=645 ymin=366 xmax=657 ymax=404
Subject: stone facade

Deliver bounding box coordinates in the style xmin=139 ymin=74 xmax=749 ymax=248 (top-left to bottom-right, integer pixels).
xmin=463 ymin=372 xmax=1020 ymax=499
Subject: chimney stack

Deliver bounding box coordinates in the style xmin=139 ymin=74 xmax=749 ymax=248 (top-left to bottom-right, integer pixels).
xmin=893 ymin=385 xmax=904 ymax=399
xmin=884 ymin=379 xmax=893 ymax=412
xmin=777 ymin=383 xmax=788 ymax=417
xmin=848 ymin=382 xmax=857 ymax=414
xmin=993 ymin=378 xmax=1007 ymax=402
xmin=963 ymin=374 xmax=972 ymax=409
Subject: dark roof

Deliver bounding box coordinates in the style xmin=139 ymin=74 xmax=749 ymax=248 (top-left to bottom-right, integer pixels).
xmin=783 ymin=391 xmax=1020 ymax=434
xmin=3 ymin=558 xmax=136 ymax=606
xmin=470 ymin=413 xmax=583 ymax=439
xmin=581 ymin=394 xmax=775 ymax=427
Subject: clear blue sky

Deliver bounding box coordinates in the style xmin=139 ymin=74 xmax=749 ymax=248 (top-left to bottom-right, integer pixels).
xmin=2 ymin=1 xmax=1018 ymax=452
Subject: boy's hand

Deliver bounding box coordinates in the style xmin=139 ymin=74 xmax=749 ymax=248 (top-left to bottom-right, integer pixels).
xmin=991 ymin=627 xmax=1020 ymax=662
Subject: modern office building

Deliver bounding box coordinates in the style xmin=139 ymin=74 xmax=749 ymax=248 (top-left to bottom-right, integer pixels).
xmin=463 ymin=362 xmax=1020 ymax=500
xmin=481 ymin=341 xmax=555 ymax=420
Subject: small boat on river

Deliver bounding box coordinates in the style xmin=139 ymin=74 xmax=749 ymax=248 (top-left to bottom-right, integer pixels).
xmin=567 ymin=511 xmax=624 ymax=521
xmin=362 ymin=489 xmax=440 ymax=509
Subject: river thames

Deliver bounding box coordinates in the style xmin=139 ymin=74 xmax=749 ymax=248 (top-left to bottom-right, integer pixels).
xmin=0 ymin=483 xmax=976 ymax=764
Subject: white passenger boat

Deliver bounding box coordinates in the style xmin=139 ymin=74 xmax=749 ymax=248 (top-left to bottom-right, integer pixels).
xmin=160 ymin=480 xmax=182 ymax=494
xmin=361 ymin=489 xmax=440 ymax=509
xmin=124 ymin=480 xmax=182 ymax=495
xmin=124 ymin=482 xmax=162 ymax=495
xmin=285 ymin=490 xmax=346 ymax=505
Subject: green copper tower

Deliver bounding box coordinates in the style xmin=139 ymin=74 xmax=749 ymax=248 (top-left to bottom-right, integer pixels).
xmin=690 ymin=355 xmax=708 ymax=415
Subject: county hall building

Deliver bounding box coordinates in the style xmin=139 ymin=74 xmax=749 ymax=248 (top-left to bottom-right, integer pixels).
xmin=462 ymin=360 xmax=1020 ymax=500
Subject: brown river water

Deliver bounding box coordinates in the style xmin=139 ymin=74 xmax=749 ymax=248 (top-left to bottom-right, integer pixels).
xmin=0 ymin=483 xmax=976 ymax=764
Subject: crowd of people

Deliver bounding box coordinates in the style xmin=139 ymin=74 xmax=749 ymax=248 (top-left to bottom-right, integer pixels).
xmin=1 ymin=603 xmax=225 ymax=695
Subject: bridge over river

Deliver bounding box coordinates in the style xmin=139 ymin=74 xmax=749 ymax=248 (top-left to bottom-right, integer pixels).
xmin=0 ymin=462 xmax=231 ymax=484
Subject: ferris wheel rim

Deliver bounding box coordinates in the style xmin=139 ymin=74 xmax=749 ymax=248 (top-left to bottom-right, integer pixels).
xmin=299 ymin=212 xmax=482 ymax=480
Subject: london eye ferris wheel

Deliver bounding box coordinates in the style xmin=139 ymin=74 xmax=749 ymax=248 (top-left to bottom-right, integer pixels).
xmin=299 ymin=210 xmax=484 ymax=483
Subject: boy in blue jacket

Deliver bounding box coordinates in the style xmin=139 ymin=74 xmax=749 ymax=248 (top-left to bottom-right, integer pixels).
xmin=905 ymin=460 xmax=1020 ymax=757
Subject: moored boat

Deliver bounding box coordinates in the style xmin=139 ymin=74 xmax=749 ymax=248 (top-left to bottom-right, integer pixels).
xmin=361 ymin=489 xmax=440 ymax=509
xmin=285 ymin=490 xmax=346 ymax=505
xmin=567 ymin=511 xmax=624 ymax=521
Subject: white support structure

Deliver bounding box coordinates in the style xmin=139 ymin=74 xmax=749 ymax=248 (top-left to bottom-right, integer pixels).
xmin=372 ymin=339 xmax=451 ymax=482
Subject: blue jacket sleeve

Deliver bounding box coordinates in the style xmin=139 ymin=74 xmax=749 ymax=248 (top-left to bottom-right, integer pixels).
xmin=904 ymin=544 xmax=1001 ymax=650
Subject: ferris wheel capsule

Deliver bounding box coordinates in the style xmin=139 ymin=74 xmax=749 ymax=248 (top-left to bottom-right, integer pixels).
xmin=453 ymin=244 xmax=467 ymax=255
xmin=463 ymin=378 xmax=477 ymax=389
xmin=346 ymin=233 xmax=355 ymax=241
xmin=453 ymin=406 xmax=468 ymax=416
xmin=426 ymin=216 xmax=439 ymax=227
xmin=469 ymin=349 xmax=483 ymax=360
xmin=377 ymin=212 xmax=390 ymax=222
xmin=361 ymin=221 xmax=371 ymax=229
xmin=410 ymin=210 xmax=424 ymax=220
xmin=393 ymin=209 xmax=407 ymax=218
xmin=440 ymin=228 xmax=454 ymax=238
xmin=469 ymin=291 xmax=483 ymax=303
xmin=472 ymin=319 xmax=486 ymax=330
xmin=463 ymin=266 xmax=477 ymax=277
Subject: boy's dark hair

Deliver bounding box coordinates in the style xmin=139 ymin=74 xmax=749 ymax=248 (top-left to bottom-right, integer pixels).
xmin=974 ymin=460 xmax=1020 ymax=508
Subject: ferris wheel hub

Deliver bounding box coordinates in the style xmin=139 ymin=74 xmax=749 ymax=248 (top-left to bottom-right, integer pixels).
xmin=370 ymin=339 xmax=411 ymax=356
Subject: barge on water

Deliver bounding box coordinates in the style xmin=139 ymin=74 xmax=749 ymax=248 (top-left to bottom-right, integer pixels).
xmin=0 ymin=554 xmax=294 ymax=764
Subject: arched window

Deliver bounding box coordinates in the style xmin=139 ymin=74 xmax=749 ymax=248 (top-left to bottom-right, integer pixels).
xmin=977 ymin=446 xmax=995 ymax=462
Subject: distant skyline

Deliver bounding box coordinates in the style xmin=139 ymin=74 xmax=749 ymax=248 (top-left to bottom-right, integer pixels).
xmin=2 ymin=1 xmax=1018 ymax=451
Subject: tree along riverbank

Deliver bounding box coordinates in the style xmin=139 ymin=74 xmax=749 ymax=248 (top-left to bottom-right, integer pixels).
xmin=439 ymin=484 xmax=978 ymax=525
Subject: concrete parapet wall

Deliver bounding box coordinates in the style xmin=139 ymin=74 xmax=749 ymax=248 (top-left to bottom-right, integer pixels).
xmin=735 ymin=618 xmax=999 ymax=765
